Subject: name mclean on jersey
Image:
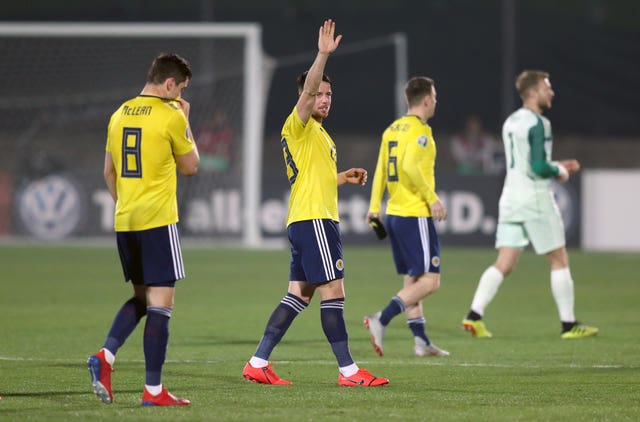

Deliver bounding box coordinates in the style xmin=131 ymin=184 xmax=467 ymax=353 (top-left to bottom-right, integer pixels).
xmin=122 ymin=105 xmax=152 ymax=116
xmin=389 ymin=123 xmax=410 ymax=132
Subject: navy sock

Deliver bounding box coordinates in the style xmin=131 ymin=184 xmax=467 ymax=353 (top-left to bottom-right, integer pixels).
xmin=379 ymin=295 xmax=406 ymax=326
xmin=254 ymin=293 xmax=307 ymax=360
xmin=103 ymin=297 xmax=147 ymax=354
xmin=407 ymin=316 xmax=431 ymax=345
xmin=320 ymin=298 xmax=354 ymax=367
xmin=144 ymin=306 xmax=172 ymax=386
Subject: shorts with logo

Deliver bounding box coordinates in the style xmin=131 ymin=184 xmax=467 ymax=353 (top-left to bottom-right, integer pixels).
xmin=495 ymin=212 xmax=565 ymax=255
xmin=116 ymin=223 xmax=184 ymax=287
xmin=386 ymin=215 xmax=441 ymax=276
xmin=287 ymin=219 xmax=345 ymax=284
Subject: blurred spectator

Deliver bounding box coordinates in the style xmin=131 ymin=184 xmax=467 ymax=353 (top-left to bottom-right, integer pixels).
xmin=450 ymin=115 xmax=503 ymax=175
xmin=196 ymin=109 xmax=233 ymax=172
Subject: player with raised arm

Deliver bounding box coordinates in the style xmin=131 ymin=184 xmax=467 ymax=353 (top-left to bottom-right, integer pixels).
xmin=87 ymin=53 xmax=199 ymax=406
xmin=462 ymin=70 xmax=598 ymax=339
xmin=364 ymin=76 xmax=449 ymax=358
xmin=242 ymin=19 xmax=388 ymax=387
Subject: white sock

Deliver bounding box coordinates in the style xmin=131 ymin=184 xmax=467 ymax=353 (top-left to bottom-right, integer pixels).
xmin=470 ymin=266 xmax=505 ymax=316
xmin=145 ymin=384 xmax=163 ymax=395
xmin=101 ymin=348 xmax=115 ymax=366
xmin=551 ymin=267 xmax=575 ymax=322
xmin=339 ymin=363 xmax=359 ymax=377
xmin=249 ymin=356 xmax=269 ymax=368
xmin=414 ymin=337 xmax=428 ymax=347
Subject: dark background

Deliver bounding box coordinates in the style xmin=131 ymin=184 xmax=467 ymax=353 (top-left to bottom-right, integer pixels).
xmin=1 ymin=0 xmax=635 ymax=243
xmin=3 ymin=0 xmax=639 ymax=138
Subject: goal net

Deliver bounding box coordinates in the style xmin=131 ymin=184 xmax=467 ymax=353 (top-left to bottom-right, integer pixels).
xmin=0 ymin=22 xmax=266 ymax=245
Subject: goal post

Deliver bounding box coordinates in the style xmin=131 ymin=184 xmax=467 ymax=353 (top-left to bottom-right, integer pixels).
xmin=0 ymin=22 xmax=266 ymax=246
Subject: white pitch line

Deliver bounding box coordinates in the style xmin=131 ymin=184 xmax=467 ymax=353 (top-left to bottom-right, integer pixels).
xmin=1 ymin=355 xmax=637 ymax=369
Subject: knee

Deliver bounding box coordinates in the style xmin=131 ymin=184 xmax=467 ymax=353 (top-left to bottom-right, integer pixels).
xmin=432 ymin=281 xmax=441 ymax=296
xmin=427 ymin=278 xmax=441 ymax=293
xmin=417 ymin=274 xmax=440 ymax=294
xmin=129 ymin=296 xmax=147 ymax=318
xmin=494 ymin=262 xmax=514 ymax=277
xmin=289 ymin=290 xmax=313 ymax=304
xmin=288 ymin=281 xmax=316 ymax=304
xmin=548 ymin=248 xmax=569 ymax=269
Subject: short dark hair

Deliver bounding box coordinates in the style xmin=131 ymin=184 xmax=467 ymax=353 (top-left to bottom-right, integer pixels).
xmin=404 ymin=76 xmax=434 ymax=106
xmin=515 ymin=70 xmax=549 ymax=101
xmin=147 ymin=52 xmax=192 ymax=85
xmin=297 ymin=71 xmax=332 ymax=93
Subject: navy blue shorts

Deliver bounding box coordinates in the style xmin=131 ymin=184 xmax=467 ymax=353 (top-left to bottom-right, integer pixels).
xmin=386 ymin=215 xmax=441 ymax=276
xmin=116 ymin=223 xmax=185 ymax=286
xmin=287 ymin=219 xmax=344 ymax=284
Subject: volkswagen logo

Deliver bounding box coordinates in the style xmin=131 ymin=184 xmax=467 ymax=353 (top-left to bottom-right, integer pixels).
xmin=17 ymin=175 xmax=82 ymax=240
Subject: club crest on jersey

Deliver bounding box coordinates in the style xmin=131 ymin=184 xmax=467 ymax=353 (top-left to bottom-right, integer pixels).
xmin=335 ymin=259 xmax=344 ymax=271
xmin=417 ymin=135 xmax=428 ymax=147
xmin=431 ymin=256 xmax=440 ymax=267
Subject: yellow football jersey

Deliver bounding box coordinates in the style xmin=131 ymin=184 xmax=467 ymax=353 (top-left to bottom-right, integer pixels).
xmin=281 ymin=107 xmax=339 ymax=226
xmin=106 ymin=95 xmax=194 ymax=231
xmin=369 ymin=115 xmax=439 ymax=217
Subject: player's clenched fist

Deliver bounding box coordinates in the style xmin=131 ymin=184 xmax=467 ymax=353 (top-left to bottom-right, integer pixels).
xmin=341 ymin=168 xmax=367 ymax=186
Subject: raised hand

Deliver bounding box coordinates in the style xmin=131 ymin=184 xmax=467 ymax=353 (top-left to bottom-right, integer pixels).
xmin=318 ymin=19 xmax=342 ymax=54
xmin=176 ymin=97 xmax=190 ymax=119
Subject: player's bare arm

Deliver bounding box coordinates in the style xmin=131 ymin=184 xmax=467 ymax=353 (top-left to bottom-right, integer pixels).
xmin=175 ymin=149 xmax=199 ymax=177
xmin=103 ymin=152 xmax=117 ymax=202
xmin=338 ymin=168 xmax=367 ymax=186
xmin=295 ymin=19 xmax=342 ymax=123
xmin=174 ymin=97 xmax=200 ymax=176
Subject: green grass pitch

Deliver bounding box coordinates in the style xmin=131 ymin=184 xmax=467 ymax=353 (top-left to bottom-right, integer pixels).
xmin=1 ymin=244 xmax=638 ymax=421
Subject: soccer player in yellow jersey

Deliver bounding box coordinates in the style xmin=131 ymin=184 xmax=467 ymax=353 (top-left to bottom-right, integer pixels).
xmin=364 ymin=76 xmax=450 ymax=358
xmin=87 ymin=53 xmax=199 ymax=406
xmin=243 ymin=20 xmax=388 ymax=387
xmin=462 ymin=70 xmax=598 ymax=339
